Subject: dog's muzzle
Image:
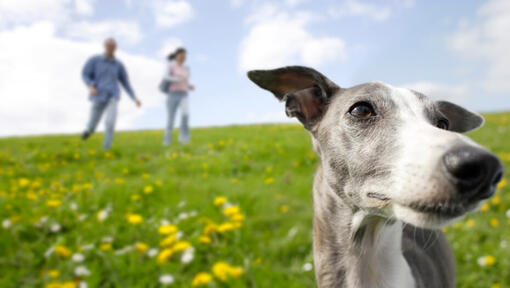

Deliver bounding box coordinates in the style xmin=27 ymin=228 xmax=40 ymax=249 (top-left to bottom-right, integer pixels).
xmin=443 ymin=146 xmax=504 ymax=201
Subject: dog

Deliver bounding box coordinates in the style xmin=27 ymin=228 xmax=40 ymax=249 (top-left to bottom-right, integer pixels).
xmin=247 ymin=66 xmax=504 ymax=288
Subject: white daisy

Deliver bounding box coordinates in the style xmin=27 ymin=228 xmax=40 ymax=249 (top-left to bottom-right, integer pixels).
xmin=50 ymin=223 xmax=61 ymax=233
xmin=2 ymin=219 xmax=11 ymax=229
xmin=302 ymin=262 xmax=313 ymax=272
xmin=159 ymin=274 xmax=175 ymax=285
xmin=147 ymin=248 xmax=159 ymax=258
xmin=97 ymin=210 xmax=109 ymax=222
xmin=181 ymin=248 xmax=194 ymax=264
xmin=72 ymin=253 xmax=85 ymax=262
xmin=74 ymin=265 xmax=91 ymax=277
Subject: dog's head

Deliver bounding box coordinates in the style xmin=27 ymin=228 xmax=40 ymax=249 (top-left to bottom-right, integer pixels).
xmin=248 ymin=66 xmax=504 ymax=228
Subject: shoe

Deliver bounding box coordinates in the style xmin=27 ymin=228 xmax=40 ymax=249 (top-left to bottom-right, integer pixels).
xmin=81 ymin=131 xmax=91 ymax=140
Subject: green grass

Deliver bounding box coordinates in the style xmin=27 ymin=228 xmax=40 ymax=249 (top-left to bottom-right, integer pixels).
xmin=0 ymin=113 xmax=509 ymax=288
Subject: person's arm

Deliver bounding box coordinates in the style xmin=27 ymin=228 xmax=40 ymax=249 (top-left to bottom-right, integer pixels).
xmin=82 ymin=57 xmax=98 ymax=95
xmin=118 ymin=63 xmax=141 ymax=107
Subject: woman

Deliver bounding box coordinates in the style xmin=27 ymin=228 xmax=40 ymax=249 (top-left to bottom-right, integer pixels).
xmin=163 ymin=47 xmax=194 ymax=146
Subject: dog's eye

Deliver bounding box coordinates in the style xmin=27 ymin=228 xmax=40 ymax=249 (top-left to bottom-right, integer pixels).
xmin=437 ymin=118 xmax=449 ymax=130
xmin=349 ymin=102 xmax=375 ymax=119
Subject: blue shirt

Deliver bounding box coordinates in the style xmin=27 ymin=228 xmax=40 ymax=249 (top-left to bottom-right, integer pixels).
xmin=82 ymin=55 xmax=136 ymax=102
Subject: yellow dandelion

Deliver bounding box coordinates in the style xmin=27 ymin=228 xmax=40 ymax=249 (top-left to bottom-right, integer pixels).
xmin=214 ymin=196 xmax=227 ymax=206
xmin=264 ymin=177 xmax=275 ymax=184
xmin=492 ymin=284 xmax=502 ymax=288
xmin=157 ymin=248 xmax=174 ymax=264
xmin=230 ymin=213 xmax=244 ymax=222
xmin=131 ymin=194 xmax=140 ymax=201
xmin=217 ymin=222 xmax=236 ymax=233
xmin=172 ymin=241 xmax=191 ymax=252
xmin=223 ymin=206 xmax=240 ymax=216
xmin=158 ymin=224 xmax=178 ymax=235
xmin=480 ymin=202 xmax=490 ymax=212
xmin=54 ymin=245 xmax=71 ymax=258
xmin=229 ymin=266 xmax=243 ymax=278
xmin=126 ymin=213 xmax=143 ymax=225
xmin=478 ymin=255 xmax=496 ymax=266
xmin=490 ymin=218 xmax=500 ymax=227
xmin=465 ymin=219 xmax=476 ymax=228
xmin=48 ymin=269 xmax=60 ymax=279
xmin=135 ymin=242 xmax=148 ymax=253
xmin=192 ymin=272 xmax=213 ymax=287
xmin=203 ymin=223 xmax=218 ymax=235
xmin=491 ymin=196 xmax=501 ymax=205
xmin=212 ymin=262 xmax=230 ymax=282
xmin=46 ymin=199 xmax=62 ymax=208
xmin=199 ymin=235 xmax=211 ymax=244
xmin=160 ymin=234 xmax=178 ymax=247
xmin=100 ymin=243 xmax=112 ymax=251
xmin=18 ymin=178 xmax=30 ymax=187
xmin=279 ymin=205 xmax=289 ymax=213
xmin=143 ymin=185 xmax=153 ymax=194
xmin=498 ymin=178 xmax=507 ymax=189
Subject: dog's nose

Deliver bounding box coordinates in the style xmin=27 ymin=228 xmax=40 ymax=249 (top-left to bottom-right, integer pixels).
xmin=443 ymin=146 xmax=504 ymax=200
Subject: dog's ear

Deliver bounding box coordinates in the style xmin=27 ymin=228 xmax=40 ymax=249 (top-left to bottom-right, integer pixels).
xmin=436 ymin=101 xmax=484 ymax=133
xmin=247 ymin=66 xmax=340 ymax=128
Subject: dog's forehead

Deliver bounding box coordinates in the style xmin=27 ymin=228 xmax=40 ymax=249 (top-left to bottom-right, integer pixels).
xmin=338 ymin=81 xmax=435 ymax=116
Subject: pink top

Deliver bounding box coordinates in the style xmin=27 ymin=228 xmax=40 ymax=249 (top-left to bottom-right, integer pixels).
xmin=168 ymin=63 xmax=190 ymax=92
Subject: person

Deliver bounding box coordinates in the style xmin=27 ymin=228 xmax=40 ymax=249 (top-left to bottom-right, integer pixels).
xmin=81 ymin=38 xmax=142 ymax=149
xmin=163 ymin=47 xmax=194 ymax=146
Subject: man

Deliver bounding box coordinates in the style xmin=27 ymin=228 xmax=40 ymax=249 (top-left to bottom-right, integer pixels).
xmin=81 ymin=38 xmax=142 ymax=149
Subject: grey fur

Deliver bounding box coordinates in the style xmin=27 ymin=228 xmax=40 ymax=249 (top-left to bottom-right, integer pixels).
xmin=247 ymin=66 xmax=500 ymax=288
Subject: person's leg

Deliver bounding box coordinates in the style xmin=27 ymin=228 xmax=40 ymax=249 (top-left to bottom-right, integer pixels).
xmin=103 ymin=97 xmax=119 ymax=150
xmin=179 ymin=93 xmax=190 ymax=143
xmin=163 ymin=92 xmax=182 ymax=146
xmin=83 ymin=101 xmax=107 ymax=139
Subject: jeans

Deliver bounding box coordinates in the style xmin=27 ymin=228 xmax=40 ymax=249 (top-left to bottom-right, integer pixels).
xmin=84 ymin=97 xmax=118 ymax=149
xmin=164 ymin=91 xmax=189 ymax=145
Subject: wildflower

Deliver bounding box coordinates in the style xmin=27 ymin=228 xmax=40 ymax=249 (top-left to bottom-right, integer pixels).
xmin=217 ymin=222 xmax=236 ymax=233
xmin=46 ymin=200 xmax=62 ymax=208
xmin=477 ymin=255 xmax=496 ymax=266
xmin=491 ymin=196 xmax=501 ymax=205
xmin=54 ymin=245 xmax=71 ymax=258
xmin=147 ymin=248 xmax=159 ymax=258
xmin=264 ymin=177 xmax=275 ymax=184
xmin=199 ymin=235 xmax=211 ymax=244
xmin=97 ymin=210 xmax=109 ymax=222
xmin=126 ymin=213 xmax=143 ymax=225
xmin=465 ymin=219 xmax=475 ymax=228
xmin=280 ymin=205 xmax=289 ymax=213
xmin=161 ymin=234 xmax=178 ymax=247
xmin=2 ymin=219 xmax=11 ymax=229
xmin=159 ymin=274 xmax=175 ymax=285
xmin=178 ymin=212 xmax=189 ymax=220
xmin=157 ymin=248 xmax=174 ymax=264
xmin=212 ymin=262 xmax=244 ymax=282
xmin=135 ymin=242 xmax=148 ymax=253
xmin=490 ymin=218 xmax=499 ymax=227
xmin=50 ymin=223 xmax=61 ymax=233
xmin=18 ymin=178 xmax=30 ymax=187
xmin=100 ymin=243 xmax=112 ymax=251
xmin=143 ymin=185 xmax=153 ymax=194
xmin=172 ymin=241 xmax=191 ymax=252
xmin=223 ymin=206 xmax=240 ymax=217
xmin=498 ymin=178 xmax=507 ymax=188
xmin=48 ymin=269 xmax=60 ymax=279
xmin=131 ymin=194 xmax=140 ymax=201
xmin=159 ymin=224 xmax=178 ymax=235
xmin=181 ymin=248 xmax=194 ymax=264
xmin=69 ymin=202 xmax=78 ymax=211
xmin=214 ymin=196 xmax=227 ymax=206
xmin=302 ymin=262 xmax=313 ymax=272
xmin=72 ymin=253 xmax=85 ymax=262
xmin=74 ymin=265 xmax=91 ymax=277
xmin=480 ymin=203 xmax=490 ymax=212
xmin=192 ymin=272 xmax=213 ymax=287
xmin=492 ymin=284 xmax=502 ymax=288
xmin=114 ymin=246 xmax=133 ymax=255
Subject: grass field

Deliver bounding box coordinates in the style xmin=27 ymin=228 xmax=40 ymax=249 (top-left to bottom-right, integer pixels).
xmin=0 ymin=113 xmax=509 ymax=288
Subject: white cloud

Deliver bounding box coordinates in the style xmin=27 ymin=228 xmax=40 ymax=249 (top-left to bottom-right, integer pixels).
xmin=74 ymin=0 xmax=95 ymax=16
xmin=65 ymin=20 xmax=143 ymax=45
xmin=402 ymin=82 xmax=470 ymax=104
xmin=153 ymin=0 xmax=194 ymax=28
xmin=0 ymin=22 xmax=164 ymax=137
xmin=449 ymin=0 xmax=510 ymax=94
xmin=239 ymin=7 xmax=346 ymax=71
xmin=0 ymin=0 xmax=72 ymax=26
xmin=329 ymin=0 xmax=391 ymax=21
xmin=158 ymin=38 xmax=184 ymax=58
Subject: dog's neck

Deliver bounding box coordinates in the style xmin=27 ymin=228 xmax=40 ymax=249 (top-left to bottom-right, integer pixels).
xmin=313 ymin=166 xmax=415 ymax=288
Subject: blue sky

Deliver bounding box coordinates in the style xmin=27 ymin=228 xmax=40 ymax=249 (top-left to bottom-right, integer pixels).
xmin=0 ymin=0 xmax=508 ymax=136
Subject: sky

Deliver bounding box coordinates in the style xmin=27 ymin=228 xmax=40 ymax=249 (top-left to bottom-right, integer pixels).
xmin=0 ymin=0 xmax=509 ymax=137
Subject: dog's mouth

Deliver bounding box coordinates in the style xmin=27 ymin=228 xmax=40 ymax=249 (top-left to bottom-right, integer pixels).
xmin=405 ymin=201 xmax=468 ymax=218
